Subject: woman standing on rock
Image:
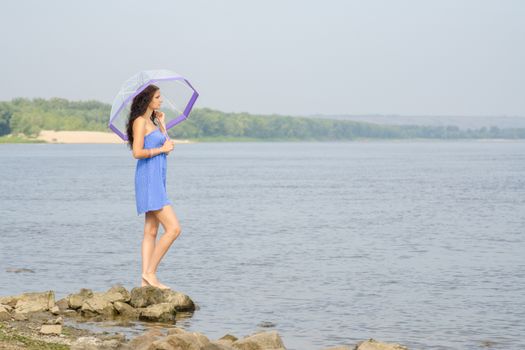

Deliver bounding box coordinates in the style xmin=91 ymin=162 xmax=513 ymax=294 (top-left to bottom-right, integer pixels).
xmin=125 ymin=84 xmax=181 ymax=290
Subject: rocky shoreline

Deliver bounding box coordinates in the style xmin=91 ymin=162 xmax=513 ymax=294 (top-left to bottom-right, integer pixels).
xmin=0 ymin=285 xmax=409 ymax=350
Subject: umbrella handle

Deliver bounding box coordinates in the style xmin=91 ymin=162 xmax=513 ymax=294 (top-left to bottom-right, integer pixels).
xmin=160 ymin=120 xmax=171 ymax=141
xmin=155 ymin=112 xmax=170 ymax=141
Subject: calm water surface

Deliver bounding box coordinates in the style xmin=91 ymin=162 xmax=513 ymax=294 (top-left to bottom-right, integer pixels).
xmin=0 ymin=141 xmax=524 ymax=350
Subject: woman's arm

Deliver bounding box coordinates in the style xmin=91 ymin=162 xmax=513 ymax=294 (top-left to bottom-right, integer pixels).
xmin=132 ymin=117 xmax=164 ymax=159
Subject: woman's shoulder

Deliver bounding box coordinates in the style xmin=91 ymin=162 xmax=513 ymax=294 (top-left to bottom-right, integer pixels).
xmin=132 ymin=116 xmax=147 ymax=129
xmin=133 ymin=115 xmax=147 ymax=124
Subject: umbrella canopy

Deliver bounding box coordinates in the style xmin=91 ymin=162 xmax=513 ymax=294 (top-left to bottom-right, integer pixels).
xmin=108 ymin=69 xmax=199 ymax=141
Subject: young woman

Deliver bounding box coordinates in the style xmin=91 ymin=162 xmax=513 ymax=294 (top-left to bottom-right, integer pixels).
xmin=125 ymin=84 xmax=180 ymax=290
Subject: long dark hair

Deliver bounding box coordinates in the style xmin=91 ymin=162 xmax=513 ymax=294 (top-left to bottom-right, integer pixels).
xmin=126 ymin=84 xmax=160 ymax=149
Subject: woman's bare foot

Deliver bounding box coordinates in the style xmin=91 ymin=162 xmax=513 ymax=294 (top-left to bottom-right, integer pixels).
xmin=142 ymin=273 xmax=171 ymax=290
xmin=141 ymin=277 xmax=150 ymax=287
xmin=158 ymin=282 xmax=170 ymax=289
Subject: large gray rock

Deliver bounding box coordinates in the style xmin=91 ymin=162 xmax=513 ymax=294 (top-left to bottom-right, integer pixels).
xmin=139 ymin=302 xmax=177 ymax=322
xmin=355 ymin=339 xmax=409 ymax=350
xmin=130 ymin=286 xmax=164 ymax=308
xmin=68 ymin=288 xmax=94 ymax=309
xmin=105 ymin=284 xmax=131 ymax=303
xmin=14 ymin=291 xmax=55 ymax=314
xmin=127 ymin=329 xmax=165 ymax=350
xmin=150 ymin=332 xmax=211 ymax=350
xmin=80 ymin=293 xmax=116 ymax=317
xmin=161 ymin=289 xmax=196 ymax=311
xmin=212 ymin=334 xmax=238 ymax=349
xmin=167 ymin=328 xmax=187 ymax=336
xmin=0 ymin=295 xmax=18 ymax=307
xmin=209 ymin=340 xmax=237 ymax=350
xmin=232 ymin=331 xmax=286 ymax=350
xmin=113 ymin=301 xmax=140 ymax=319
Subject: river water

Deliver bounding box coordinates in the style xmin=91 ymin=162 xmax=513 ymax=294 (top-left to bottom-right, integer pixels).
xmin=0 ymin=140 xmax=524 ymax=349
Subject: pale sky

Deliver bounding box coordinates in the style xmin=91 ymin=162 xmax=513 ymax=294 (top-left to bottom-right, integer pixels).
xmin=1 ymin=0 xmax=524 ymax=117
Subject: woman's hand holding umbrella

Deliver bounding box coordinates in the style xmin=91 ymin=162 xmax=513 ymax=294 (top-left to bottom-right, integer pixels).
xmin=161 ymin=139 xmax=175 ymax=155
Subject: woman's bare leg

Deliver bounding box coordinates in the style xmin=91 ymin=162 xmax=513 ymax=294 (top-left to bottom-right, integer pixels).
xmin=142 ymin=204 xmax=181 ymax=289
xmin=141 ymin=211 xmax=160 ymax=286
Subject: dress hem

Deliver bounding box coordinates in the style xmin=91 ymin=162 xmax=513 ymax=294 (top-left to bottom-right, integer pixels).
xmin=136 ymin=201 xmax=173 ymax=216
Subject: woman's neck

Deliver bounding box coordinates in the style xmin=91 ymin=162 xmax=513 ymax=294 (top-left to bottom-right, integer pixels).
xmin=145 ymin=108 xmax=154 ymax=119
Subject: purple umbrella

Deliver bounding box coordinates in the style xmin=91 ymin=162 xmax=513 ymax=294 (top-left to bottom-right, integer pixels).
xmin=108 ymin=69 xmax=199 ymax=141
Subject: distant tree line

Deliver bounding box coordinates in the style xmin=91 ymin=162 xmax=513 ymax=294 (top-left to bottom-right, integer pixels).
xmin=1 ymin=98 xmax=524 ymax=140
xmin=0 ymin=98 xmax=108 ymax=136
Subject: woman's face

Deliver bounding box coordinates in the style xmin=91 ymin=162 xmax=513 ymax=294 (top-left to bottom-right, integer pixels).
xmin=148 ymin=90 xmax=163 ymax=110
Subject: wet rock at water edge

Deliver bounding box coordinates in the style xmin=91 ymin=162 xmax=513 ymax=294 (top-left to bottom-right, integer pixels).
xmin=231 ymin=330 xmax=286 ymax=350
xmin=129 ymin=286 xmax=164 ymax=308
xmin=354 ymin=338 xmax=409 ymax=350
xmin=138 ymin=302 xmax=177 ymax=322
xmin=68 ymin=288 xmax=94 ymax=310
xmin=5 ymin=267 xmax=35 ymax=273
xmin=14 ymin=291 xmax=55 ymax=316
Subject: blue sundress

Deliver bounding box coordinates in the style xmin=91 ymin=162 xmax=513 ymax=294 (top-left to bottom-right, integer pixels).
xmin=135 ymin=128 xmax=172 ymax=215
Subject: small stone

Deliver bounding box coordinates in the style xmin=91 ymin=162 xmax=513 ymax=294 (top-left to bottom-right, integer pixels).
xmin=100 ymin=333 xmax=126 ymax=342
xmin=45 ymin=316 xmax=63 ymax=325
xmin=114 ymin=301 xmax=139 ymax=318
xmin=0 ymin=305 xmax=12 ymax=321
xmin=62 ymin=309 xmax=78 ymax=317
xmin=71 ymin=336 xmax=102 ymax=350
xmin=40 ymin=324 xmax=62 ymax=335
xmin=56 ymin=298 xmax=70 ymax=311
xmin=218 ymin=334 xmax=238 ymax=343
xmin=68 ymin=288 xmax=94 ymax=310
xmin=100 ymin=339 xmax=123 ymax=349
xmin=5 ymin=267 xmax=35 ymax=273
xmin=13 ymin=312 xmax=28 ymax=321
xmin=480 ymin=340 xmax=497 ymax=348
xmin=257 ymin=321 xmax=276 ymax=328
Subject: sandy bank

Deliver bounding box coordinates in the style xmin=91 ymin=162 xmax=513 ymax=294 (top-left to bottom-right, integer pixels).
xmin=36 ymin=130 xmax=193 ymax=144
